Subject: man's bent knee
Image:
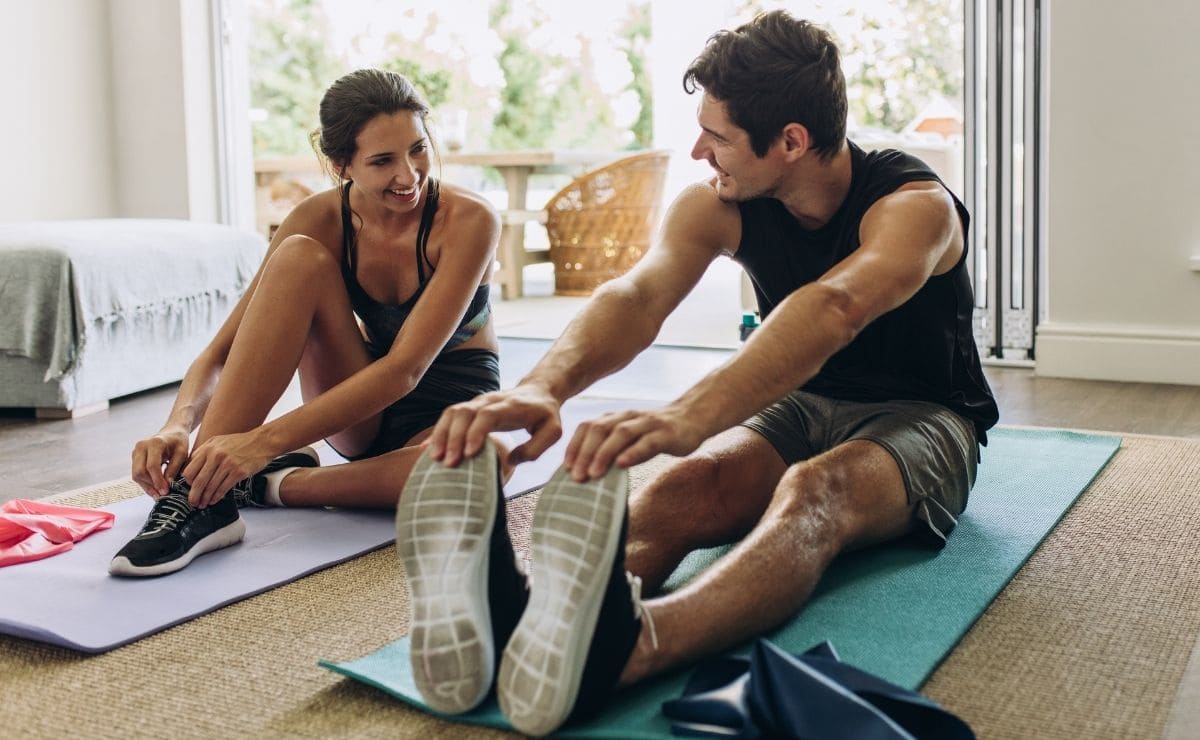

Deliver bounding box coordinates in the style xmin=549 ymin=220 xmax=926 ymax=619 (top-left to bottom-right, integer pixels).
xmin=770 ymin=448 xmax=912 ymax=551
xmin=633 ymin=453 xmax=765 ymax=547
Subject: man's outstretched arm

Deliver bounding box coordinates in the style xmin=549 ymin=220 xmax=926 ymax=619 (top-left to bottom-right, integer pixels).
xmin=566 ymin=180 xmax=965 ymax=480
xmin=429 ymin=183 xmax=739 ymax=467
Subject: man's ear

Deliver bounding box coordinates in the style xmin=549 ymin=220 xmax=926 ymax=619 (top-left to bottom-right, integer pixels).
xmin=780 ymin=123 xmax=811 ymax=160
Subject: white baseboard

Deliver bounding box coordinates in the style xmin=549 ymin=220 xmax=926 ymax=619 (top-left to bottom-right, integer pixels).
xmin=1035 ymin=322 xmax=1200 ymax=385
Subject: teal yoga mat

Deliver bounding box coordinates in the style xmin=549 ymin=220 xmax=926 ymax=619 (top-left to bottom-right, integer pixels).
xmin=321 ymin=427 xmax=1121 ymax=738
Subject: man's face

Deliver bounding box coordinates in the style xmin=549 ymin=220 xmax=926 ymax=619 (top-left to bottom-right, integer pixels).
xmin=690 ymin=94 xmax=779 ymax=202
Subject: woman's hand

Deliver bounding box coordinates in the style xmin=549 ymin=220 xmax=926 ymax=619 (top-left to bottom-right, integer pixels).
xmin=131 ymin=428 xmax=191 ymax=498
xmin=182 ymin=431 xmax=275 ymax=508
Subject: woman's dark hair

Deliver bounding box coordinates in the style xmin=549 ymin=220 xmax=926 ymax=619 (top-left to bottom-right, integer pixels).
xmin=311 ymin=68 xmax=437 ymax=180
xmin=683 ymin=10 xmax=847 ymax=161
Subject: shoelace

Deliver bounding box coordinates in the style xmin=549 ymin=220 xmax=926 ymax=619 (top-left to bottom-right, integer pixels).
xmin=227 ymin=477 xmax=253 ymax=507
xmin=137 ymin=491 xmax=195 ymax=537
xmin=626 ymin=571 xmax=659 ymax=651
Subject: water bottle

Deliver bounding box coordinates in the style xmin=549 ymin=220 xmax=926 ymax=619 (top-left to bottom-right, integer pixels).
xmin=739 ymin=311 xmax=760 ymax=342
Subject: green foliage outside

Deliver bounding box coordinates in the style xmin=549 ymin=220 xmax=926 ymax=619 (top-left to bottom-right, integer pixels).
xmin=248 ymin=0 xmax=342 ymax=157
xmin=734 ymin=0 xmax=963 ymax=133
xmin=249 ymin=0 xmax=962 ymax=161
xmin=619 ymin=4 xmax=653 ymax=149
xmin=381 ymin=58 xmax=450 ymax=110
xmin=249 ymin=0 xmax=651 ymax=159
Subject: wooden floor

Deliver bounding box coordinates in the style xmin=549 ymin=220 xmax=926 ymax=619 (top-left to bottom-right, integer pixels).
xmin=3 ymin=339 xmax=1199 ymax=503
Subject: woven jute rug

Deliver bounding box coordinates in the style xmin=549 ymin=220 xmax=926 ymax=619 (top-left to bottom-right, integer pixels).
xmin=2 ymin=433 xmax=1198 ymax=739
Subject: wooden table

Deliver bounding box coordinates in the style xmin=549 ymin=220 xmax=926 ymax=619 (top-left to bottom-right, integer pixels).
xmin=442 ymin=150 xmax=618 ymax=298
xmin=255 ymin=151 xmax=620 ymax=298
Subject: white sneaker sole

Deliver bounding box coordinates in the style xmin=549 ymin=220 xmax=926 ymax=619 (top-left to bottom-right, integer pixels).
xmin=498 ymin=464 xmax=629 ymax=737
xmin=396 ymin=441 xmax=499 ymax=715
xmin=108 ymin=516 xmax=246 ymax=577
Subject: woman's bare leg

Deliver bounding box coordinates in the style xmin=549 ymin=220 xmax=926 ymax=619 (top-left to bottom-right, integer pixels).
xmin=278 ymin=433 xmax=514 ymax=509
xmin=196 ymin=235 xmax=378 ymax=452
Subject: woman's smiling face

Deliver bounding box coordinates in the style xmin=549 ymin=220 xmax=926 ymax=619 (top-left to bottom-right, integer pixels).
xmin=345 ymin=110 xmax=433 ymax=213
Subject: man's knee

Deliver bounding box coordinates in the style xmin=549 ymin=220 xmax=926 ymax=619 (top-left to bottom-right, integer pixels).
xmin=634 ymin=454 xmax=721 ymax=517
xmin=771 ymin=449 xmax=913 ymax=549
xmin=773 ymin=460 xmax=843 ymax=521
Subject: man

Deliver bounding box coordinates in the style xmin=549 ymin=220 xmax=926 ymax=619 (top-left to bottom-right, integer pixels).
xmin=395 ymin=10 xmax=998 ymax=736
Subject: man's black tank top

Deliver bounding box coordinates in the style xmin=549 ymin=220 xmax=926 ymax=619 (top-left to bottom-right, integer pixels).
xmin=732 ymin=141 xmax=999 ymax=443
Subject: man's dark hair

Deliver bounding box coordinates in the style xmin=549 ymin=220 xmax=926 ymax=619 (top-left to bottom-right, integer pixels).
xmin=683 ymin=10 xmax=847 ymax=161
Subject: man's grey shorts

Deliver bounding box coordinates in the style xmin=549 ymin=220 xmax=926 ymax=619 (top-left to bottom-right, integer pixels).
xmin=741 ymin=390 xmax=978 ymax=545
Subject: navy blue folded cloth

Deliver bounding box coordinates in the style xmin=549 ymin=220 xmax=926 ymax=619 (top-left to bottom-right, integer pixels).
xmin=661 ymin=639 xmax=975 ymax=739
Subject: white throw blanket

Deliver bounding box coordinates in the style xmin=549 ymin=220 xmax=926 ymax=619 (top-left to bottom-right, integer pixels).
xmin=0 ymin=219 xmax=265 ymax=380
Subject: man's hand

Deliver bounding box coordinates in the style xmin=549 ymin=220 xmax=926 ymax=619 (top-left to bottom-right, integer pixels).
xmin=131 ymin=428 xmax=191 ymax=498
xmin=182 ymin=431 xmax=274 ymax=508
xmin=430 ymin=385 xmax=564 ymax=468
xmin=565 ymin=405 xmax=706 ymax=481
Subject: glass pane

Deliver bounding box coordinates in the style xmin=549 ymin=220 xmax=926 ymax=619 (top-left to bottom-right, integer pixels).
xmin=730 ymin=1 xmax=966 ymax=197
xmin=247 ymin=0 xmax=654 ymax=237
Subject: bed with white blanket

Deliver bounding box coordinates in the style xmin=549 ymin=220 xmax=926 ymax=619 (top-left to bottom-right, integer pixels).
xmin=0 ymin=220 xmax=266 ymax=417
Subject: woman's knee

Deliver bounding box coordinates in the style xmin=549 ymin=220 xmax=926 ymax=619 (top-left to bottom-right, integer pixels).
xmin=264 ymin=235 xmax=341 ymax=285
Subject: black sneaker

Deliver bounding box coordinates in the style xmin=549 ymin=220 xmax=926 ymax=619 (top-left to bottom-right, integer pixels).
xmin=396 ymin=439 xmax=529 ymax=715
xmin=229 ymin=446 xmax=321 ymax=508
xmin=497 ymin=464 xmax=646 ymax=736
xmin=108 ymin=479 xmax=246 ymax=577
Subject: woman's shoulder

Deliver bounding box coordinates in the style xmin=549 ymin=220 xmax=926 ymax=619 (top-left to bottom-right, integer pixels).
xmin=437 ymin=182 xmax=500 ymax=231
xmin=271 ymin=185 xmax=345 ymax=250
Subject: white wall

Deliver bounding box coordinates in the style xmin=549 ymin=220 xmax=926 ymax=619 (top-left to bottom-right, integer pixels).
xmin=0 ymin=0 xmax=223 ymax=223
xmin=649 ymin=0 xmax=732 ymax=205
xmin=0 ymin=1 xmax=117 ymax=220
xmin=1036 ymin=0 xmax=1200 ymax=384
xmin=108 ymin=0 xmax=220 ymax=222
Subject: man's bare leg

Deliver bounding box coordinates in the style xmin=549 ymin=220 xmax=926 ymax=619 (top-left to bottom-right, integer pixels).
xmin=619 ymin=438 xmax=914 ymax=685
xmin=625 ymin=427 xmax=787 ymax=593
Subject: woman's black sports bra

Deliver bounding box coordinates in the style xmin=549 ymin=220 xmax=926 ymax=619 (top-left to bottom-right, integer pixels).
xmin=340 ymin=179 xmax=490 ymax=358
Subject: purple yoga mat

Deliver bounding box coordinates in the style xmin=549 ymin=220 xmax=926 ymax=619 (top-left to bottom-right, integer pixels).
xmin=0 ymin=397 xmax=659 ymax=653
xmin=0 ymin=497 xmax=396 ymax=653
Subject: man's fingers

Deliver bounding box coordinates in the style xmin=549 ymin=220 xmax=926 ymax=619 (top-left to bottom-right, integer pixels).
xmin=586 ymin=418 xmax=647 ymax=478
xmin=437 ymin=405 xmax=482 ymax=467
xmin=508 ymin=417 xmax=562 ymax=464
xmin=429 ymin=402 xmax=477 ymax=461
xmin=614 ymin=434 xmax=663 ymax=470
xmin=462 ymin=406 xmax=504 ymax=460
xmin=567 ymin=412 xmax=645 ymax=480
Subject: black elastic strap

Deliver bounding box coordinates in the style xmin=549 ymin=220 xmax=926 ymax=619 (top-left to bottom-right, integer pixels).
xmin=415 ymin=179 xmax=440 ymax=284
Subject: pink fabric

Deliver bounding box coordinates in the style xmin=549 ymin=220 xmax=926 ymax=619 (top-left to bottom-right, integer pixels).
xmin=0 ymin=499 xmax=115 ymax=567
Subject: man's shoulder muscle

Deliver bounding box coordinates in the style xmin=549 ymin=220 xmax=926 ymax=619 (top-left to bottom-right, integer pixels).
xmin=660 ymin=180 xmax=742 ymax=258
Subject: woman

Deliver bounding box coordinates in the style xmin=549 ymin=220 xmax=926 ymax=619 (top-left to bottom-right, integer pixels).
xmin=111 ymin=69 xmax=503 ymax=576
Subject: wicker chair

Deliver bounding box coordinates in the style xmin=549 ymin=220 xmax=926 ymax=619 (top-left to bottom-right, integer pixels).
xmin=544 ymin=150 xmax=671 ymax=296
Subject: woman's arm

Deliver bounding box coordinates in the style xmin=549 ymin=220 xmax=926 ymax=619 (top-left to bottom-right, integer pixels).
xmin=261 ymin=189 xmax=500 ymax=448
xmin=181 ymin=187 xmax=501 ymax=506
xmin=130 ymin=193 xmax=339 ymax=497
